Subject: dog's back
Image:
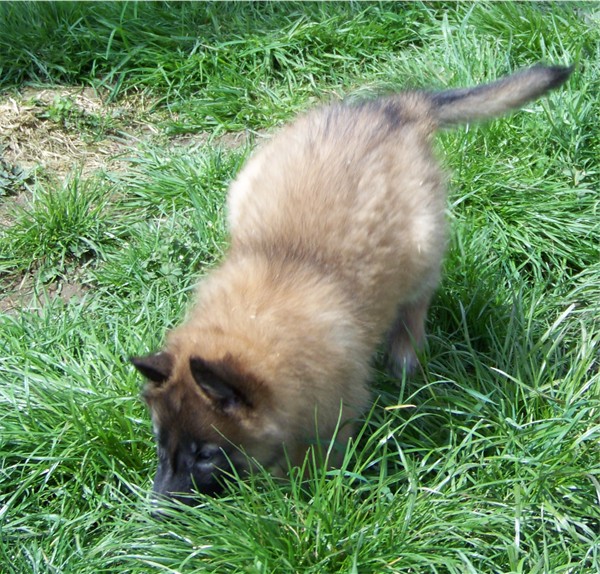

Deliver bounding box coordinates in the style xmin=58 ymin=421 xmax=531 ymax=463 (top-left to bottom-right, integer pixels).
xmin=227 ymin=65 xmax=572 ymax=339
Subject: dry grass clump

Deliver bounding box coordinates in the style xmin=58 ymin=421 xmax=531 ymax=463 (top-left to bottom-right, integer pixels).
xmin=0 ymin=87 xmax=146 ymax=181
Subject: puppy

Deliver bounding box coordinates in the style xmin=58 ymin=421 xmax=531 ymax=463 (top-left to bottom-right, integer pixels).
xmin=132 ymin=64 xmax=572 ymax=503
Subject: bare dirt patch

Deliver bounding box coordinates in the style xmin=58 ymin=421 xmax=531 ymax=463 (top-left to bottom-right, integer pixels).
xmin=0 ymin=86 xmax=257 ymax=190
xmin=0 ymin=86 xmax=150 ymax=182
xmin=0 ymin=86 xmax=257 ymax=313
xmin=0 ymin=274 xmax=88 ymax=314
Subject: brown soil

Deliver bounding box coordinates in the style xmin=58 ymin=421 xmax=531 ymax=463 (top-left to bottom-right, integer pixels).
xmin=0 ymin=275 xmax=88 ymax=314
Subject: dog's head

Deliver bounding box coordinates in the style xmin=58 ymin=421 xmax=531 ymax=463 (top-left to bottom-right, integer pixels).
xmin=131 ymin=351 xmax=283 ymax=503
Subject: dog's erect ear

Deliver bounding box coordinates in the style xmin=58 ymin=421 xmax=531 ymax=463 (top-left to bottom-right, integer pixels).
xmin=189 ymin=356 xmax=245 ymax=411
xmin=131 ymin=352 xmax=174 ymax=385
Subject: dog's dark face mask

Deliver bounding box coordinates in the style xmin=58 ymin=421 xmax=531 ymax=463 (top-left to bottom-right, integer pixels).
xmin=131 ymin=352 xmax=262 ymax=505
xmin=151 ymin=430 xmax=231 ymax=503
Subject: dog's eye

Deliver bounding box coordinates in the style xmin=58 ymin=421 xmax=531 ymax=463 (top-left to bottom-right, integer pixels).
xmin=191 ymin=443 xmax=219 ymax=462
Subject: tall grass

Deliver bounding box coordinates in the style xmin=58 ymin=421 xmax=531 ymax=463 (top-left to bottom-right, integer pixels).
xmin=0 ymin=2 xmax=598 ymax=572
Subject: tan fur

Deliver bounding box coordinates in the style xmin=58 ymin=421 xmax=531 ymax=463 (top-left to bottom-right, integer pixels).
xmin=132 ymin=65 xmax=571 ymax=498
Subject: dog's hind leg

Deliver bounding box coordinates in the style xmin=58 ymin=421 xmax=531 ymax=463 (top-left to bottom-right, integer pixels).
xmin=385 ymin=293 xmax=432 ymax=377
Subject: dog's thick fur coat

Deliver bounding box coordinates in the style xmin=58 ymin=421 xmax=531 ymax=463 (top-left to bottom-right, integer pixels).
xmin=132 ymin=65 xmax=572 ymax=501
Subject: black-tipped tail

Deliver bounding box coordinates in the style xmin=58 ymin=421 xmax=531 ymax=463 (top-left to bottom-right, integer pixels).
xmin=430 ymin=64 xmax=573 ymax=126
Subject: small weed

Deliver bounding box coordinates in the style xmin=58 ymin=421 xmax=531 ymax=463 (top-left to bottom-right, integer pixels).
xmin=42 ymin=93 xmax=75 ymax=125
xmin=0 ymin=157 xmax=29 ymax=196
xmin=37 ymin=94 xmax=119 ymax=141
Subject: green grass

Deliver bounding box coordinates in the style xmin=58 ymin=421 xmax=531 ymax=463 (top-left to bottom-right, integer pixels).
xmin=1 ymin=2 xmax=599 ymax=573
xmin=1 ymin=174 xmax=121 ymax=279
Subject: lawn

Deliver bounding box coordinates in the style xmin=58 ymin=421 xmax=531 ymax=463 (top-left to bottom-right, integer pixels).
xmin=0 ymin=2 xmax=598 ymax=573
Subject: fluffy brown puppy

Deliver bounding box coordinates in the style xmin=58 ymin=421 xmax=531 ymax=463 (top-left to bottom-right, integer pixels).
xmin=132 ymin=64 xmax=572 ymax=503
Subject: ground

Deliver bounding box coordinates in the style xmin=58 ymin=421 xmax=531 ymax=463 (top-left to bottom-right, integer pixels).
xmin=0 ymin=86 xmax=250 ymax=312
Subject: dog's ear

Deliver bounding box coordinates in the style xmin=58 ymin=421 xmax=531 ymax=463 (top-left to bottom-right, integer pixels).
xmin=131 ymin=352 xmax=174 ymax=385
xmin=189 ymin=356 xmax=246 ymax=412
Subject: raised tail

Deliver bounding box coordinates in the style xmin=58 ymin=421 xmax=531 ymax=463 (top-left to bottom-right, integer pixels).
xmin=429 ymin=64 xmax=573 ymax=126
